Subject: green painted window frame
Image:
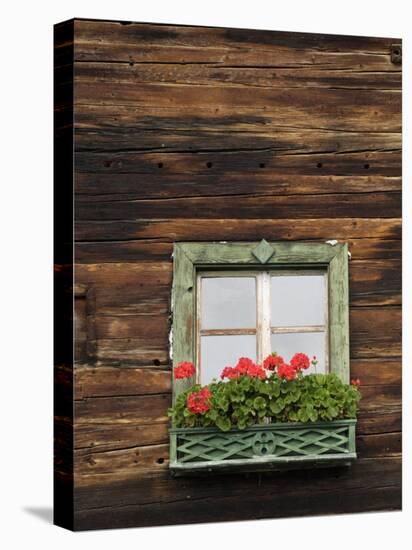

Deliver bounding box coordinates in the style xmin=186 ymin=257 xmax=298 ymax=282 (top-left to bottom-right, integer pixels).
xmin=171 ymin=240 xmax=349 ymax=400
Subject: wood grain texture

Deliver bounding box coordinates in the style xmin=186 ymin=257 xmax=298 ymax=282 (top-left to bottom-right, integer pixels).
xmin=57 ymin=18 xmax=403 ymax=530
xmin=72 ymin=456 xmax=401 ymax=529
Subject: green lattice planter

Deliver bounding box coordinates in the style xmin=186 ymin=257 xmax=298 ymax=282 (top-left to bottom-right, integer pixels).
xmin=169 ymin=419 xmax=357 ymax=476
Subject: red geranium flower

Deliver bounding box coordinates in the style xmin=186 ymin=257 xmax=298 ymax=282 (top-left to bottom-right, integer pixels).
xmin=174 ymin=361 xmax=195 ymax=379
xmin=351 ymin=378 xmax=361 ymax=386
xmin=277 ymin=363 xmax=297 ymax=381
xmin=290 ymin=352 xmax=310 ymax=372
xmin=220 ymin=357 xmax=266 ymax=380
xmin=263 ymin=353 xmax=285 ymax=370
xmin=187 ymin=387 xmax=212 ymax=414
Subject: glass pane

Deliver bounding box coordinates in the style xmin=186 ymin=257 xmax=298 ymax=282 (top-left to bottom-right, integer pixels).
xmin=201 ymin=277 xmax=256 ymax=329
xmin=271 ymin=274 xmax=326 ymax=327
xmin=200 ymin=335 xmax=256 ymax=384
xmin=271 ymin=332 xmax=327 ymax=374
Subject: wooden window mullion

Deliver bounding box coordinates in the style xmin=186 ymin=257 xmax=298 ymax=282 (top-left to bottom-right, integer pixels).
xmin=257 ymin=271 xmax=271 ymax=364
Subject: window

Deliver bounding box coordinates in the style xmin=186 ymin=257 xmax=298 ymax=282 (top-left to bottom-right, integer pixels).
xmin=198 ymin=269 xmax=328 ymax=384
xmin=172 ymin=240 xmax=349 ymax=397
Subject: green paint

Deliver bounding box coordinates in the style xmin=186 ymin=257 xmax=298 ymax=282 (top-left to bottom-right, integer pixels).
xmin=169 ymin=419 xmax=357 ymax=475
xmin=171 ymin=240 xmax=352 ymax=474
xmin=172 ymin=240 xmax=350 ymax=398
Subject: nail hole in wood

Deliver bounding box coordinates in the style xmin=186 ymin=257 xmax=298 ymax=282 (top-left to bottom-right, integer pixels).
xmin=157 ymin=458 xmax=165 ymax=464
xmin=158 ymin=162 xmax=163 ymax=168
xmin=317 ymin=162 xmax=323 ymax=168
xmin=259 ymin=163 xmax=265 ymax=168
xmin=153 ymin=359 xmax=160 ymax=366
xmin=206 ymin=162 xmax=213 ymax=168
xmin=104 ymin=160 xmax=112 ymax=168
xmin=364 ymin=163 xmax=370 ymax=169
xmin=129 ymin=62 xmax=134 ymax=67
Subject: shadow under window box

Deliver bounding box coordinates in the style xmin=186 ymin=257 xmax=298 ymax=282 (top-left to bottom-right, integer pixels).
xmin=169 ymin=418 xmax=357 ymax=476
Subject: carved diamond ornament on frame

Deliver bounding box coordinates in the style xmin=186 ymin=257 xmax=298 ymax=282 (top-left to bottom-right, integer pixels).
xmin=252 ymin=239 xmax=275 ymax=264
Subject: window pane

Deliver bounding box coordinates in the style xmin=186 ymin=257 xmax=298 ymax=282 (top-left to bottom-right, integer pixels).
xmin=200 ymin=335 xmax=256 ymax=384
xmin=271 ymin=332 xmax=327 ymax=374
xmin=271 ymin=274 xmax=326 ymax=327
xmin=201 ymin=277 xmax=256 ymax=329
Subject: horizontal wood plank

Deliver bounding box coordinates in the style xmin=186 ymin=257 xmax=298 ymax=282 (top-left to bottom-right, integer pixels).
xmin=71 ymin=305 xmax=402 ymax=364
xmin=74 ymin=239 xmax=400 ymax=263
xmin=74 ymin=483 xmax=401 ymax=529
xmin=75 ymin=218 xmax=401 ymax=242
xmin=75 ymin=149 xmax=401 ymax=177
xmin=75 ymin=173 xmax=401 ymax=200
xmin=74 ymin=408 xmax=401 ymax=456
xmin=74 ymin=429 xmax=400 ymax=486
xmin=75 ymin=61 xmax=401 ymax=91
xmin=75 ymin=365 xmax=171 ymax=398
xmin=74 ymin=21 xmax=400 ymax=70
xmin=74 ymin=258 xmax=401 ymax=307
xmin=75 ymin=393 xmax=171 ymax=425
xmin=75 ymin=192 xmax=401 ymax=221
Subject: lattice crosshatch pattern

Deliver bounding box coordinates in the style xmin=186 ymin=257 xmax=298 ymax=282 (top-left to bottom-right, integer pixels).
xmin=170 ymin=420 xmax=357 ymax=475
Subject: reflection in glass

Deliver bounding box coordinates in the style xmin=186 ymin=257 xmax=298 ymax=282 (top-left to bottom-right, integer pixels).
xmin=271 ymin=332 xmax=327 ymax=374
xmin=200 ymin=334 xmax=256 ymax=384
xmin=201 ymin=277 xmax=256 ymax=329
xmin=271 ymin=274 xmax=326 ymax=327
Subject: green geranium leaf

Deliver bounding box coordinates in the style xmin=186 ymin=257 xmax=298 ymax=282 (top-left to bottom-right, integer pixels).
xmin=216 ymin=416 xmax=231 ymax=432
xmin=253 ymin=396 xmax=266 ymax=410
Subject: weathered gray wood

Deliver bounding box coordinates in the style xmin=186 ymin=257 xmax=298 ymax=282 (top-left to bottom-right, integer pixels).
xmin=171 ymin=244 xmax=195 ymax=398
xmin=329 ymin=243 xmax=350 ymax=383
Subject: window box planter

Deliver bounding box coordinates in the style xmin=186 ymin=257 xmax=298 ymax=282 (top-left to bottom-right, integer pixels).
xmin=170 ymin=419 xmax=357 ymax=476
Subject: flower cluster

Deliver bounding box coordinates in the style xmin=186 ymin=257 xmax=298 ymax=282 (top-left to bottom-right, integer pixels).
xmin=187 ymin=387 xmax=212 ymax=414
xmin=221 ymin=357 xmax=266 ymax=380
xmin=263 ymin=353 xmax=285 ymax=370
xmin=277 ymin=362 xmax=298 ymax=381
xmin=174 ymin=361 xmax=195 ymax=379
xmin=290 ymin=352 xmax=310 ymax=372
xmin=169 ymin=352 xmax=362 ymax=430
xmin=262 ymin=352 xmax=311 ymax=381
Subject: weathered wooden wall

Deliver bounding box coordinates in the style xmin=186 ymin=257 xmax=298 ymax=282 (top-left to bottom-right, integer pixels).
xmin=54 ymin=18 xmax=402 ymax=530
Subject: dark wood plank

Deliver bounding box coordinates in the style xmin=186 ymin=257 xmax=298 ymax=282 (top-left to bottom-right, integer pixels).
xmin=75 ymin=238 xmax=401 ymax=263
xmin=75 ymin=191 xmax=401 ymax=221
xmin=75 ymin=365 xmax=171 ymax=398
xmin=74 ymin=406 xmax=401 ymax=456
xmin=73 ymin=454 xmax=401 ymax=510
xmin=74 ymin=259 xmax=401 ymax=308
xmin=75 ymin=217 xmax=401 ymax=242
xmin=74 ymin=21 xmax=400 ymax=69
xmin=73 ymin=453 xmax=401 ymax=529
xmin=75 ymin=173 xmax=401 ymax=199
xmin=75 ymin=148 xmax=401 ymax=177
xmin=350 ymin=307 xmax=401 ymax=358
xmin=350 ymin=358 xmax=401 ymax=385
xmin=75 ymin=422 xmax=169 ymax=453
xmin=74 ymin=484 xmax=401 ymax=530
xmin=75 ymin=61 xmax=401 ymax=91
xmin=75 ymin=393 xmax=171 ymax=425
xmin=73 ymin=430 xmax=400 ymax=486
xmin=350 ymin=260 xmax=401 ymax=306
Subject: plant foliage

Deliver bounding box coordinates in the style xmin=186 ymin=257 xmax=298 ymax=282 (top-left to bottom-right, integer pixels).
xmin=169 ymin=356 xmax=361 ymax=431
